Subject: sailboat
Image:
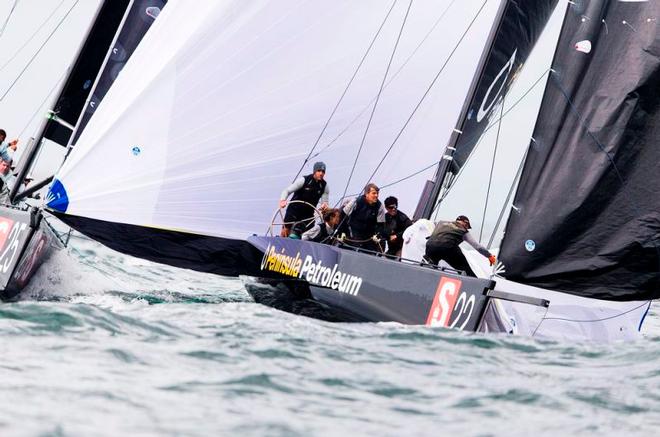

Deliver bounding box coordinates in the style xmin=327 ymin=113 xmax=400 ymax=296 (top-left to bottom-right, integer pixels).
xmin=0 ymin=0 xmax=166 ymax=298
xmin=4 ymin=0 xmax=658 ymax=342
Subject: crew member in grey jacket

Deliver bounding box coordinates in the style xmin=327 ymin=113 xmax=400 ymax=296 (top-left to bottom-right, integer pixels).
xmin=425 ymin=215 xmax=496 ymax=276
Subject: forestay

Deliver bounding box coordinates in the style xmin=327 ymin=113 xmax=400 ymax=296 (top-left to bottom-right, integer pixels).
xmin=48 ymin=0 xmax=503 ymax=240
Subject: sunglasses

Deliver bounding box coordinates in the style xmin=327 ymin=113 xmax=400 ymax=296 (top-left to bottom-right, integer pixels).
xmin=386 ymin=205 xmax=397 ymax=210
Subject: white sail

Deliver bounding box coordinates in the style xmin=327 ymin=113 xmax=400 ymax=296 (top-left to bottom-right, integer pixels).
xmin=51 ymin=0 xmax=502 ymax=240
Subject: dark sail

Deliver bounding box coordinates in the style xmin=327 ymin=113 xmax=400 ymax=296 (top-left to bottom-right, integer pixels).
xmin=41 ymin=0 xmax=131 ymax=146
xmin=420 ymin=0 xmax=560 ymax=218
xmin=448 ymin=0 xmax=560 ymax=175
xmin=499 ymin=0 xmax=660 ymax=300
xmin=70 ymin=0 xmax=167 ymax=145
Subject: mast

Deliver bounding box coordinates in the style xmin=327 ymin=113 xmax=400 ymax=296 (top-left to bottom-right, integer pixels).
xmin=416 ymin=0 xmax=560 ymax=220
xmin=416 ymin=0 xmax=509 ymax=220
xmin=10 ymin=0 xmax=131 ymax=203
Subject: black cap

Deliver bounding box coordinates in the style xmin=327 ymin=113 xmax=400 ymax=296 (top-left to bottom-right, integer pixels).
xmin=456 ymin=215 xmax=471 ymax=229
xmin=313 ymin=161 xmax=326 ymax=172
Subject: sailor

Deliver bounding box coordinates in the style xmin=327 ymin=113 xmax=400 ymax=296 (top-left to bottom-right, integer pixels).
xmin=383 ymin=196 xmax=412 ymax=257
xmin=279 ymin=161 xmax=329 ymax=238
xmin=425 ymin=215 xmax=496 ymax=276
xmin=340 ymin=183 xmax=387 ymax=252
xmin=302 ymin=208 xmax=341 ymax=243
xmin=0 ymin=129 xmax=18 ymax=163
xmin=0 ymin=158 xmax=16 ymax=203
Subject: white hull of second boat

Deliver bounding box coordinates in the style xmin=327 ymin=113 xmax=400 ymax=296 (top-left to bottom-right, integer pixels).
xmin=464 ymin=250 xmax=651 ymax=342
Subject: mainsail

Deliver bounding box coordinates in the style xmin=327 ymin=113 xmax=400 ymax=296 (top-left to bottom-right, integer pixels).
xmin=47 ymin=0 xmax=508 ymax=275
xmin=499 ymin=0 xmax=660 ymax=300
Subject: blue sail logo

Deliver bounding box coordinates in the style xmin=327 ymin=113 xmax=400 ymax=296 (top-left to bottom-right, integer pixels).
xmin=46 ymin=179 xmax=69 ymax=213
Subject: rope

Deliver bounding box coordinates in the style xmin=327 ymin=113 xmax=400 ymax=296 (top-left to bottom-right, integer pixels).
xmin=0 ymin=0 xmax=20 ymax=40
xmin=340 ymin=0 xmax=413 ymax=202
xmin=292 ymin=0 xmax=398 ymax=182
xmin=550 ymin=72 xmax=660 ymax=272
xmin=0 ymin=0 xmax=66 ymax=73
xmin=308 ymin=0 xmax=457 ymax=161
xmin=1 ymin=0 xmax=79 ymax=101
xmin=335 ymin=66 xmax=554 ymax=206
xmin=487 ymin=146 xmax=529 ymax=250
xmin=362 ymin=0 xmax=488 ymax=188
xmin=479 ymin=92 xmax=506 ymax=243
xmin=17 ymin=73 xmax=65 ymax=139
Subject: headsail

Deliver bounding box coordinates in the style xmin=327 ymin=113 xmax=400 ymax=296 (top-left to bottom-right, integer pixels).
xmin=499 ymin=0 xmax=660 ymax=300
xmin=49 ymin=1 xmax=504 ymax=243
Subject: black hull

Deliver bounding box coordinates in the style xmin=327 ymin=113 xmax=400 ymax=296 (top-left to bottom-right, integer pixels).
xmin=48 ymin=213 xmax=496 ymax=330
xmin=52 ymin=213 xmax=264 ymax=278
xmin=0 ymin=206 xmax=63 ymax=300
xmin=246 ymin=237 xmax=496 ymax=330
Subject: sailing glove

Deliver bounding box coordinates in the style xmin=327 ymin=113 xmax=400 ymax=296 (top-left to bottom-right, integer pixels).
xmin=488 ymin=255 xmax=497 ymax=266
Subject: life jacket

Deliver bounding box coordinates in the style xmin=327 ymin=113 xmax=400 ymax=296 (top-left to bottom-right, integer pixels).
xmin=285 ymin=174 xmax=327 ymax=222
xmin=428 ymin=221 xmax=466 ymax=247
xmin=348 ymin=195 xmax=381 ymax=239
xmin=310 ymin=223 xmax=331 ymax=243
xmin=291 ymin=174 xmax=326 ymax=206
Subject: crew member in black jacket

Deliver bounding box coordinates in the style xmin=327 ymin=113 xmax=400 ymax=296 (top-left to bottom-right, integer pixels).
xmin=340 ymin=183 xmax=387 ymax=252
xmin=279 ymin=162 xmax=329 ymax=237
xmin=383 ymin=196 xmax=412 ymax=256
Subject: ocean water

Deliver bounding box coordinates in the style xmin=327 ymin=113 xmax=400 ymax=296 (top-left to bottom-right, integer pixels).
xmin=1 ymin=233 xmax=659 ymax=436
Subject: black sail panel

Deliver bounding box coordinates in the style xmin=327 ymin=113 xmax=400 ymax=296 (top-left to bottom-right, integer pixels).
xmin=499 ymin=0 xmax=660 ymax=300
xmin=42 ymin=0 xmax=131 ymax=146
xmin=71 ymin=0 xmax=167 ymax=145
xmin=448 ymin=0 xmax=559 ymax=174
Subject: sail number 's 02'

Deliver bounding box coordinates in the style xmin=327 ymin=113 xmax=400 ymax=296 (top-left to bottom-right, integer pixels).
xmin=426 ymin=277 xmax=476 ymax=330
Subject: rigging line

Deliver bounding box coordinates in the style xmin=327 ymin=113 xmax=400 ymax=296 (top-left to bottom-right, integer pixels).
xmin=341 ymin=160 xmax=439 ymax=200
xmin=292 ymin=0 xmax=399 ymax=182
xmin=17 ymin=74 xmax=65 ymax=139
xmin=309 ymin=0 xmax=458 ymax=161
xmin=0 ymin=0 xmax=20 ymax=40
xmin=337 ymin=66 xmax=554 ymax=203
xmin=362 ymin=0 xmax=488 ymax=188
xmin=337 ymin=64 xmax=552 ymax=206
xmin=0 ymin=0 xmax=79 ymax=102
xmin=540 ymin=300 xmax=652 ymax=324
xmin=341 ymin=0 xmax=413 ymax=202
xmin=363 ymin=66 xmax=551 ymax=207
xmin=550 ymin=74 xmax=628 ymax=199
xmin=486 ymin=145 xmax=528 ymax=250
xmin=0 ymin=0 xmax=67 ymax=74
xmin=479 ymin=93 xmax=506 ymax=243
xmin=436 ymin=66 xmax=553 ymax=207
